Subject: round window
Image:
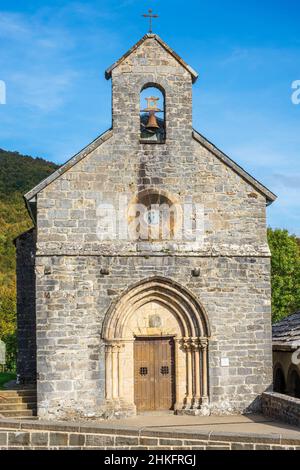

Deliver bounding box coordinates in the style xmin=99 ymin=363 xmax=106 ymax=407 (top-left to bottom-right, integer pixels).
xmin=144 ymin=209 xmax=160 ymax=226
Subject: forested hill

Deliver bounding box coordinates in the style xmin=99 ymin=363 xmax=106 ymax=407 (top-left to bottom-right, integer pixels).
xmin=0 ymin=149 xmax=58 ymax=199
xmin=0 ymin=149 xmax=58 ymax=287
xmin=0 ymin=149 xmax=58 ymax=368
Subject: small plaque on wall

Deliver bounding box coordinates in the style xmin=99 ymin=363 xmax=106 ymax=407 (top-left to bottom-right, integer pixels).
xmin=221 ymin=357 xmax=229 ymax=367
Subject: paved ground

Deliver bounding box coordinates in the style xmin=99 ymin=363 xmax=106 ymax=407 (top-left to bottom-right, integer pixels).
xmin=97 ymin=413 xmax=300 ymax=437
xmin=0 ymin=413 xmax=299 ymax=439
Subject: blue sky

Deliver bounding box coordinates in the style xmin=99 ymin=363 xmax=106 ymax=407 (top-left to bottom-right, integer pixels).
xmin=0 ymin=0 xmax=299 ymax=234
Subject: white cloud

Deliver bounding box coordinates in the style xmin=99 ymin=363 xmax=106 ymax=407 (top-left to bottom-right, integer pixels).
xmin=9 ymin=71 xmax=78 ymax=111
xmin=0 ymin=12 xmax=30 ymax=39
xmin=0 ymin=10 xmax=77 ymax=112
xmin=272 ymin=174 xmax=300 ymax=189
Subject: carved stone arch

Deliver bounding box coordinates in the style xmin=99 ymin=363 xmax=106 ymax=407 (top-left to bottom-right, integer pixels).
xmin=102 ymin=277 xmax=210 ymax=415
xmin=141 ymin=81 xmax=166 ymax=98
xmin=102 ymin=276 xmax=210 ymax=340
xmin=131 ymin=187 xmax=180 ymax=204
xmin=287 ymin=364 xmax=300 ymax=398
xmin=136 ymin=76 xmax=172 ymax=95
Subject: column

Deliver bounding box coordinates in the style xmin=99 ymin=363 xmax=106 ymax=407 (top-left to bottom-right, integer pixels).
xmin=183 ymin=338 xmax=193 ymax=408
xmin=105 ymin=343 xmax=112 ymax=401
xmin=124 ymin=339 xmax=136 ymax=410
xmin=200 ymin=338 xmax=209 ymax=404
xmin=117 ymin=343 xmax=124 ymax=400
xmin=105 ymin=340 xmax=135 ymax=412
xmin=174 ymin=338 xmax=182 ymax=410
xmin=111 ymin=344 xmax=119 ymax=400
xmin=192 ymin=338 xmax=201 ymax=409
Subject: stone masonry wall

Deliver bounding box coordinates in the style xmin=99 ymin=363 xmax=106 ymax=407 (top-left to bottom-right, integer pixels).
xmin=35 ymin=136 xmax=269 ymax=258
xmin=36 ymin=255 xmax=272 ymax=420
xmin=15 ymin=229 xmax=36 ymax=385
xmin=262 ymin=391 xmax=300 ymax=427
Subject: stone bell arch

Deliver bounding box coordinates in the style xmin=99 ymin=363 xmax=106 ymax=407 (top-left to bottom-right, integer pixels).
xmin=102 ymin=277 xmax=211 ymax=415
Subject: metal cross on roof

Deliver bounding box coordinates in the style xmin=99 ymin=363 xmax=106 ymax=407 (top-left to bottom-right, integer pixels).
xmin=142 ymin=9 xmax=159 ymax=34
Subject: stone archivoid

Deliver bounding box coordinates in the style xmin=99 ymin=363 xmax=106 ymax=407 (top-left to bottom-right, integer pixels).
xmin=102 ymin=277 xmax=210 ymax=415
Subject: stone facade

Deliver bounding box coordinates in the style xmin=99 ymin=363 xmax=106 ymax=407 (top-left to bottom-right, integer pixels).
xmin=15 ymin=229 xmax=36 ymax=384
xmin=16 ymin=34 xmax=276 ymax=420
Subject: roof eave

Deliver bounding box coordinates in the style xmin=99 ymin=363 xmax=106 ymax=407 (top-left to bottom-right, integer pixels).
xmin=272 ymin=343 xmax=299 ymax=352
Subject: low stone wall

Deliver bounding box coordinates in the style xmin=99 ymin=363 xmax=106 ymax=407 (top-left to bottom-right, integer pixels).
xmin=262 ymin=391 xmax=300 ymax=427
xmin=0 ymin=418 xmax=300 ymax=450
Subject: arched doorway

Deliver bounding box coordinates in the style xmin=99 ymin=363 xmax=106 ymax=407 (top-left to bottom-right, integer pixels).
xmin=273 ymin=365 xmax=286 ymax=394
xmin=102 ymin=277 xmax=210 ymax=415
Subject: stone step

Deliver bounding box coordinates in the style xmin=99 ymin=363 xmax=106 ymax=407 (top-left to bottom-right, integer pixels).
xmin=8 ymin=416 xmax=38 ymax=420
xmin=0 ymin=394 xmax=36 ymax=401
xmin=0 ymin=388 xmax=37 ymax=419
xmin=0 ymin=409 xmax=35 ymax=418
xmin=0 ymin=389 xmax=36 ymax=397
xmin=0 ymin=402 xmax=36 ymax=411
xmin=0 ymin=396 xmax=36 ymax=404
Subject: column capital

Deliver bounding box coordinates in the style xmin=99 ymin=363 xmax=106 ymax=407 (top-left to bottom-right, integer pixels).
xmin=199 ymin=338 xmax=208 ymax=349
xmin=182 ymin=337 xmax=192 ymax=351
xmin=182 ymin=337 xmax=208 ymax=350
xmin=105 ymin=339 xmax=127 ymax=349
xmin=191 ymin=337 xmax=202 ymax=350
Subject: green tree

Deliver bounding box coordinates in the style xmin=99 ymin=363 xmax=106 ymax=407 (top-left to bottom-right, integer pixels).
xmin=0 ymin=148 xmax=58 ymax=370
xmin=268 ymin=228 xmax=300 ymax=323
xmin=0 ymin=284 xmax=17 ymax=371
xmin=0 ymin=285 xmax=16 ymax=336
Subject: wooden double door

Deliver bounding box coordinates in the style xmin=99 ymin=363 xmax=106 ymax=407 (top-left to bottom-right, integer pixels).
xmin=134 ymin=337 xmax=175 ymax=411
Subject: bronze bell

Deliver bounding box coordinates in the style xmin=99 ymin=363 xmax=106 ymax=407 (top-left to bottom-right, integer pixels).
xmin=146 ymin=111 xmax=160 ymax=130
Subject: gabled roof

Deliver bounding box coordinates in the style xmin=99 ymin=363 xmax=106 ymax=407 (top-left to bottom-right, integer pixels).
xmin=24 ymin=128 xmax=277 ymax=206
xmin=192 ymin=131 xmax=277 ymax=204
xmin=273 ymin=311 xmax=300 ymax=349
xmin=105 ymin=33 xmax=199 ymax=83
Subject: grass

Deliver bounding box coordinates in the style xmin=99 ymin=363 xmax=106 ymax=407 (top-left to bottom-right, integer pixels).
xmin=0 ymin=372 xmax=16 ymax=389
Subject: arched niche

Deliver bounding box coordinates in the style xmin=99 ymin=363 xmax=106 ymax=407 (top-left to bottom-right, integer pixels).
xmin=140 ymin=83 xmax=165 ymax=143
xmin=127 ymin=188 xmax=183 ymax=242
xmin=273 ymin=364 xmax=286 ymax=394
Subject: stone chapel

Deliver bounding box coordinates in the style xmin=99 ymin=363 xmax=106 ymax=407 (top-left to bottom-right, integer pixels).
xmin=15 ymin=33 xmax=277 ymax=420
